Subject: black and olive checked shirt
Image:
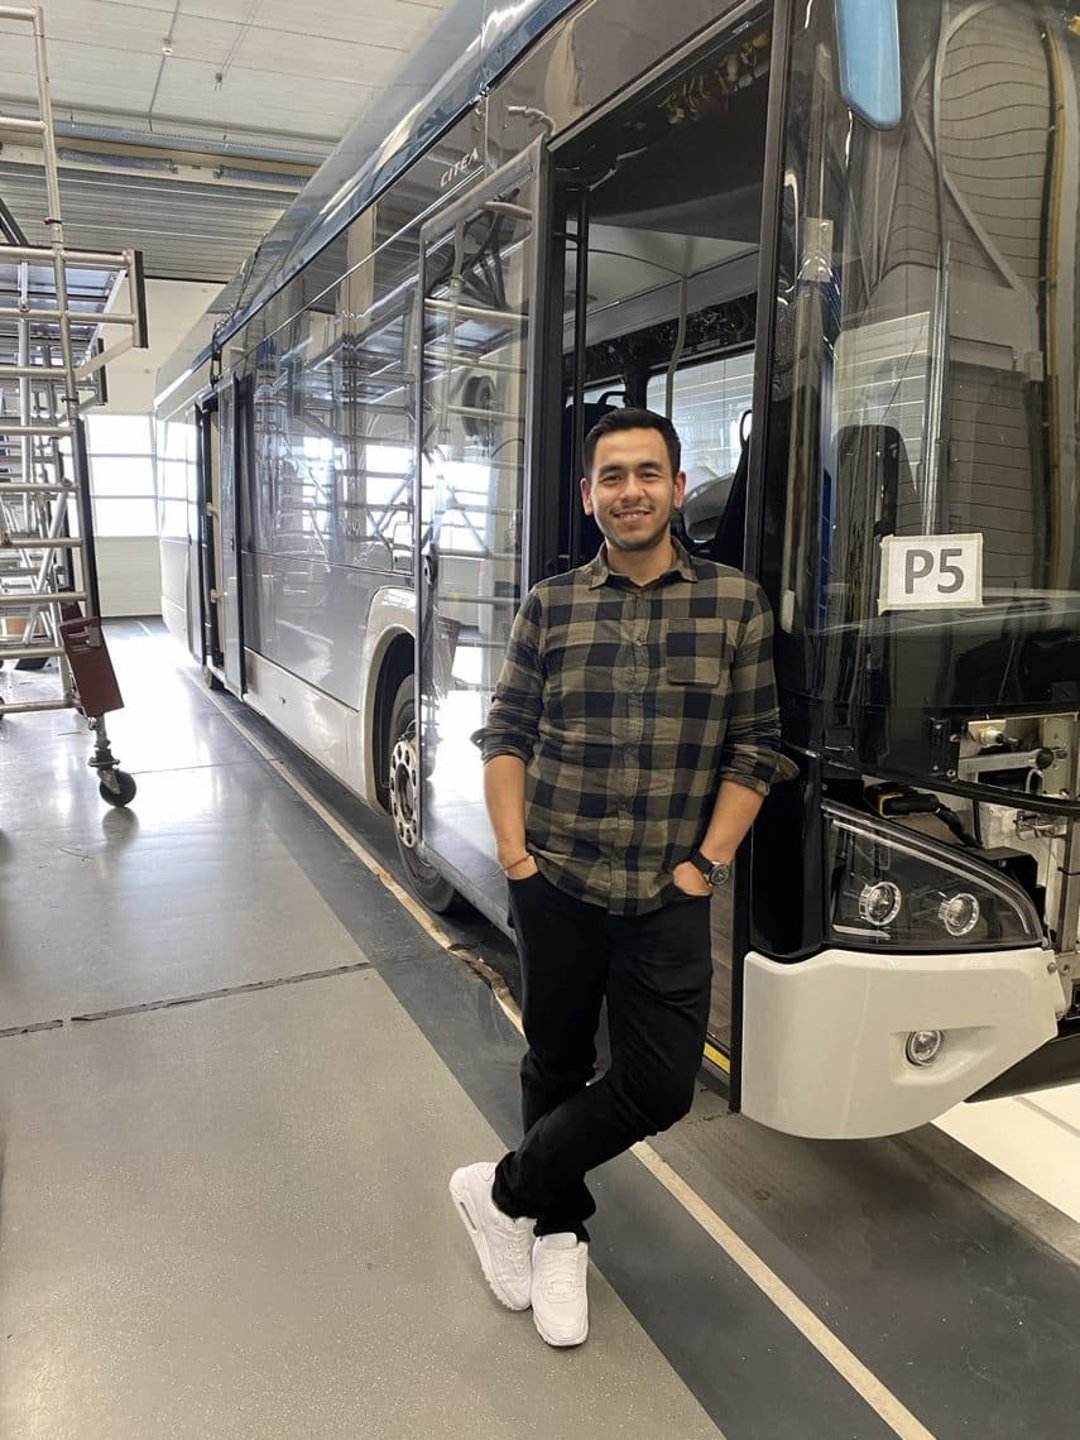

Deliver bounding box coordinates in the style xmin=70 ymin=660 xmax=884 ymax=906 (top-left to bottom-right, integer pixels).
xmin=473 ymin=540 xmax=782 ymax=915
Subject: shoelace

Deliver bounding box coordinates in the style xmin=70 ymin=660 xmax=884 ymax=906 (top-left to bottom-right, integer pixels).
xmin=496 ymin=1214 xmax=533 ymax=1276
xmin=538 ymin=1245 xmax=586 ymax=1300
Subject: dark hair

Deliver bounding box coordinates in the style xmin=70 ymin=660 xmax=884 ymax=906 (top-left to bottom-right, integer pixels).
xmin=582 ymin=407 xmax=681 ymax=477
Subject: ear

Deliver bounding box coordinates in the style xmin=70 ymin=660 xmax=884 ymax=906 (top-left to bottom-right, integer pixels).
xmin=671 ymin=470 xmax=688 ymax=509
xmin=580 ymin=475 xmax=594 ymax=516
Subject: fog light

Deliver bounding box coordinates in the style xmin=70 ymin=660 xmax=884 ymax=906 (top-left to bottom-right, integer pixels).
xmin=858 ymin=880 xmax=902 ymax=927
xmin=906 ymin=1030 xmax=944 ymax=1066
xmin=939 ymin=891 xmax=980 ymax=938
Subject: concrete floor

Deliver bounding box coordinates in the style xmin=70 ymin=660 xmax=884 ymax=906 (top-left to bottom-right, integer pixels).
xmin=2 ymin=979 xmax=728 ymax=1440
xmin=0 ymin=628 xmax=721 ymax=1439
xmin=2 ymin=624 xmax=1080 ymax=1440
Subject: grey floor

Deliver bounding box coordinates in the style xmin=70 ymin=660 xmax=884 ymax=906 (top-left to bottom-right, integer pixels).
xmin=2 ymin=625 xmax=1080 ymax=1440
xmin=0 ymin=630 xmax=719 ymax=1440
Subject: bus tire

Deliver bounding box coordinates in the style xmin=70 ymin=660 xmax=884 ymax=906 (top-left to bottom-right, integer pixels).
xmin=387 ymin=675 xmax=463 ymax=914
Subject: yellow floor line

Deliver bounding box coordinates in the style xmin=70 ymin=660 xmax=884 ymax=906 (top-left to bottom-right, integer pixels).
xmin=197 ymin=674 xmax=938 ymax=1440
xmin=704 ymin=1040 xmax=731 ymax=1074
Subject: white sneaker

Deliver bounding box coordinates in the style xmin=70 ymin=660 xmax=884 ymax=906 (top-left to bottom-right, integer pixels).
xmin=449 ymin=1162 xmax=534 ymax=1310
xmin=531 ymin=1233 xmax=589 ymax=1347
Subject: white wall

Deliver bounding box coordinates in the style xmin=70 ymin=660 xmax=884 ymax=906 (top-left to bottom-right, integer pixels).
xmin=93 ymin=279 xmax=219 ymax=616
xmin=96 ymin=537 xmax=169 ymax=617
xmin=104 ymin=279 xmax=220 ymax=416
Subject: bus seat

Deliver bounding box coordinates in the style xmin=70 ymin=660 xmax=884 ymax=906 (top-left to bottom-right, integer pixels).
xmin=833 ymin=423 xmax=913 ymax=539
xmin=708 ymin=410 xmax=752 ymax=569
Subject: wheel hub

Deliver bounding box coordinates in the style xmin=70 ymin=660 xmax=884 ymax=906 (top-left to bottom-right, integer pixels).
xmin=389 ymin=732 xmax=419 ymax=850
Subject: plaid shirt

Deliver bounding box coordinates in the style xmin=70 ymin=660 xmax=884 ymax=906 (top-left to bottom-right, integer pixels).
xmin=474 ymin=540 xmax=781 ymax=914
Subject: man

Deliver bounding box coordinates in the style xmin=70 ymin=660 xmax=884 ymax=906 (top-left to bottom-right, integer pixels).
xmin=450 ymin=407 xmax=781 ymax=1348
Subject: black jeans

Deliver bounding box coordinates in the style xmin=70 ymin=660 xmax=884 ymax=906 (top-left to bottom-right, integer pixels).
xmin=492 ymin=871 xmax=712 ymax=1238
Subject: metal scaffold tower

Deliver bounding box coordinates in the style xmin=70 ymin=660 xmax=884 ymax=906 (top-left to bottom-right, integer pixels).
xmin=0 ymin=4 xmax=147 ymax=806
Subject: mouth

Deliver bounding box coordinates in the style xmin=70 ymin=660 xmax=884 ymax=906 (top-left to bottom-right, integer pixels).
xmin=613 ymin=509 xmax=652 ymax=520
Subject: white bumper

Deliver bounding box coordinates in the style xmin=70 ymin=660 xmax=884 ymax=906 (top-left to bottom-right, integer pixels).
xmin=740 ymin=945 xmax=1061 ymax=1139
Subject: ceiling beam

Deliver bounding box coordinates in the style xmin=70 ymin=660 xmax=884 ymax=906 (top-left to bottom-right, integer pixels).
xmin=0 ymin=143 xmax=310 ymax=192
xmin=0 ymin=97 xmax=335 ymax=165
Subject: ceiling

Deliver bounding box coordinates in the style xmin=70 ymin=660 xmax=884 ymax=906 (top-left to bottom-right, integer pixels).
xmin=0 ymin=0 xmax=455 ymax=281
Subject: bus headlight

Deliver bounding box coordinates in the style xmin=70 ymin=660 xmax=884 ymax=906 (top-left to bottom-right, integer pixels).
xmin=938 ymin=892 xmax=980 ymax=938
xmin=858 ymin=880 xmax=902 ymax=927
xmin=825 ymin=804 xmax=1043 ymax=952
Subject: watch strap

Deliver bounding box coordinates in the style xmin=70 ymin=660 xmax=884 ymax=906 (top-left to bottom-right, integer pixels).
xmin=690 ymin=850 xmax=730 ymax=885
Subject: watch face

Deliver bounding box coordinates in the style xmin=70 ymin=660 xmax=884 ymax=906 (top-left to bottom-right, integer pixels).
xmin=692 ymin=852 xmax=730 ymax=886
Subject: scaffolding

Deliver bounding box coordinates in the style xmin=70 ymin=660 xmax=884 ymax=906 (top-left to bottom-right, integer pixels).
xmin=0 ymin=5 xmax=147 ymax=805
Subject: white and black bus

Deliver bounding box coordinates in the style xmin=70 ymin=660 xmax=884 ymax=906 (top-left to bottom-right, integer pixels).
xmin=157 ymin=0 xmax=1080 ymax=1140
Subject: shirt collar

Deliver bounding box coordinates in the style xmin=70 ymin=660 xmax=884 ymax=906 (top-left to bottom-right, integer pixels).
xmin=585 ymin=536 xmax=698 ymax=590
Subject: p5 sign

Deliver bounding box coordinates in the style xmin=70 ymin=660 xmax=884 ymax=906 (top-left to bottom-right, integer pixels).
xmin=879 ymin=534 xmax=984 ymax=612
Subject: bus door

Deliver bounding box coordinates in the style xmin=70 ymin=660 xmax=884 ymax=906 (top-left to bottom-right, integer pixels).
xmin=195 ymin=394 xmax=223 ymax=670
xmin=217 ymin=374 xmax=252 ymax=696
xmin=549 ymin=10 xmax=778 ymax=1089
xmin=416 ymin=142 xmax=554 ymax=915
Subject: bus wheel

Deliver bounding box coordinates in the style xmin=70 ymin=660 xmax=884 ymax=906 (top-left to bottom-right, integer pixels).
xmin=387 ymin=676 xmax=461 ymax=913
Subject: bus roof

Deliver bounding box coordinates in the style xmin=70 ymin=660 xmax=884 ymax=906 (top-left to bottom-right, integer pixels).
xmin=166 ymin=0 xmax=576 ymax=397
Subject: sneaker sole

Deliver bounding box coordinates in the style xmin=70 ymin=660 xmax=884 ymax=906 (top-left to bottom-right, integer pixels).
xmin=449 ymin=1174 xmax=531 ymax=1312
xmin=533 ymin=1311 xmax=588 ymax=1348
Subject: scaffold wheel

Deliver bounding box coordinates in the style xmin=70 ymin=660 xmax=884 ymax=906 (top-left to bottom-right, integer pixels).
xmin=99 ymin=770 xmax=137 ymax=807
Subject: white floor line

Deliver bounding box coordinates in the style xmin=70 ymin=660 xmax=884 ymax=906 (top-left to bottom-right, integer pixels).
xmin=190 ymin=677 xmax=461 ymax=947
xmin=935 ymin=1088 xmax=1080 ymax=1227
xmin=487 ymin=987 xmax=936 ymax=1440
xmin=197 ymin=677 xmax=938 ymax=1440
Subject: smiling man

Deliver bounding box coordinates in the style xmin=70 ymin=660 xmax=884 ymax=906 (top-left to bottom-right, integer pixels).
xmin=451 ymin=407 xmax=781 ymax=1347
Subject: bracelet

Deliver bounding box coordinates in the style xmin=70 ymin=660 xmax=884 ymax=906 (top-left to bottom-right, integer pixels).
xmin=500 ymin=855 xmax=532 ymax=875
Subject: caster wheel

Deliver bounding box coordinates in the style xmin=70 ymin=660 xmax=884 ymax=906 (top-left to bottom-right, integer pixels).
xmin=99 ymin=770 xmax=137 ymax=807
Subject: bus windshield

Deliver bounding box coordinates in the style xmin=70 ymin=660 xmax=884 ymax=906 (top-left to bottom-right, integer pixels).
xmin=774 ymin=0 xmax=1080 ymax=719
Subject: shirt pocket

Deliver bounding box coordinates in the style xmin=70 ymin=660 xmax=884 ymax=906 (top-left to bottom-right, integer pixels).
xmin=665 ymin=628 xmax=728 ymax=686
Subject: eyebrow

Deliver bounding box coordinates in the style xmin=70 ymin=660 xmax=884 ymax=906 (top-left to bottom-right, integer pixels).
xmin=597 ymin=460 xmax=666 ymax=476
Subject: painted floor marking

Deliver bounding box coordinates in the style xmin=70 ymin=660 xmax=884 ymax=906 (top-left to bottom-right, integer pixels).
xmin=198 ymin=677 xmax=938 ymax=1440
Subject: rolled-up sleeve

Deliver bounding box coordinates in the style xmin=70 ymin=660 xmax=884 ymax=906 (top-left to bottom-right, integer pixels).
xmin=471 ymin=587 xmax=545 ymax=764
xmin=717 ymin=584 xmax=781 ymax=794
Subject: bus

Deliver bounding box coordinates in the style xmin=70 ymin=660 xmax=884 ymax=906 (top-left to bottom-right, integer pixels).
xmin=156 ymin=0 xmax=1080 ymax=1141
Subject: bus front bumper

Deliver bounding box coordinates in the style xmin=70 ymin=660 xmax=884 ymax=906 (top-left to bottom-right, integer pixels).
xmin=740 ymin=944 xmax=1062 ymax=1140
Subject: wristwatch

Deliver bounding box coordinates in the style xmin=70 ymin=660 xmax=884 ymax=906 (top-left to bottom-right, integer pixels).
xmin=690 ymin=850 xmax=731 ymax=887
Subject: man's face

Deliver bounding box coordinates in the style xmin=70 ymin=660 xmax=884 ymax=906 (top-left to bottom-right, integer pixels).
xmin=581 ymin=427 xmax=686 ymax=554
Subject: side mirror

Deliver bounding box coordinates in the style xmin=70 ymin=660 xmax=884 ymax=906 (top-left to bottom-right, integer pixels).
xmin=835 ymin=0 xmax=902 ymax=129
